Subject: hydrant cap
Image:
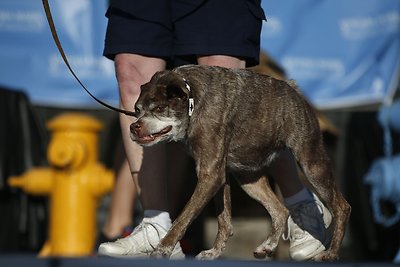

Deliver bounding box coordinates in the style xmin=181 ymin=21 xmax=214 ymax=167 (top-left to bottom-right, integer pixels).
xmin=47 ymin=113 xmax=103 ymax=132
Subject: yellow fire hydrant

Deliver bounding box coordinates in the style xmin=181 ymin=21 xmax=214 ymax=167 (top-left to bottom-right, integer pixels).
xmin=8 ymin=113 xmax=114 ymax=257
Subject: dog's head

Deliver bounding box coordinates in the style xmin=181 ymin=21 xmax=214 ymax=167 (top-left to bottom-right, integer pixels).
xmin=130 ymin=70 xmax=191 ymax=146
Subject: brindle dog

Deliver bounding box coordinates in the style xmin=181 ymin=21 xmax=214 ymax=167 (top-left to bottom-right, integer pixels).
xmin=130 ymin=65 xmax=351 ymax=261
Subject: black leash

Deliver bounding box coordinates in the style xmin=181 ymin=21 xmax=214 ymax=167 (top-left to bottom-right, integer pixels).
xmin=42 ymin=0 xmax=136 ymax=117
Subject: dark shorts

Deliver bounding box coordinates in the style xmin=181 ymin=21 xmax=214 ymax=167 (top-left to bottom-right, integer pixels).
xmin=103 ymin=0 xmax=265 ymax=67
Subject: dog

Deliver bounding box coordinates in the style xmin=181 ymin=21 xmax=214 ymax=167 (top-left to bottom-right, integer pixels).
xmin=130 ymin=65 xmax=351 ymax=261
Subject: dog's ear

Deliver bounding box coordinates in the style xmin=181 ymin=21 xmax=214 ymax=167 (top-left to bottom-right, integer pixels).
xmin=165 ymin=84 xmax=187 ymax=101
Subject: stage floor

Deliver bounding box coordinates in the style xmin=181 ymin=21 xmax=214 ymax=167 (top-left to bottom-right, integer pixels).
xmin=0 ymin=255 xmax=398 ymax=267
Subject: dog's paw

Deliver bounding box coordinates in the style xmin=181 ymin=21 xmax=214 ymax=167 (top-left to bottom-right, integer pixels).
xmin=196 ymin=248 xmax=221 ymax=260
xmin=312 ymin=250 xmax=339 ymax=262
xmin=151 ymin=246 xmax=173 ymax=259
xmin=253 ymin=248 xmax=273 ymax=259
xmin=253 ymin=239 xmax=277 ymax=259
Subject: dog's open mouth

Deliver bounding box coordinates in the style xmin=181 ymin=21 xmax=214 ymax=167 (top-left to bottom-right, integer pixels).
xmin=135 ymin=126 xmax=172 ymax=144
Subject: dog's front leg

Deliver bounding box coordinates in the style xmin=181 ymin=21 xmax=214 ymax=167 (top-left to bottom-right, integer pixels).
xmin=152 ymin=158 xmax=227 ymax=258
xmin=196 ymin=181 xmax=233 ymax=259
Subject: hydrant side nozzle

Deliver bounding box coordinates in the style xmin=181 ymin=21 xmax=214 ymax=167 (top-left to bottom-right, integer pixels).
xmin=8 ymin=176 xmax=24 ymax=187
xmin=93 ymin=168 xmax=115 ymax=197
xmin=7 ymin=168 xmax=53 ymax=195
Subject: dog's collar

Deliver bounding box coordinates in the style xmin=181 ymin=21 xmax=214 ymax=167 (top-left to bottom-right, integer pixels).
xmin=183 ymin=78 xmax=194 ymax=116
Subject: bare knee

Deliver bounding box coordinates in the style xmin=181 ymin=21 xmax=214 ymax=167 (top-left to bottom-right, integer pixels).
xmin=114 ymin=54 xmax=166 ymax=109
xmin=197 ymin=55 xmax=245 ymax=68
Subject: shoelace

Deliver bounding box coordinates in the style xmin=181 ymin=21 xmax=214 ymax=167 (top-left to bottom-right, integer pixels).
xmin=116 ymin=219 xmax=166 ymax=255
xmin=282 ymin=218 xmax=296 ymax=241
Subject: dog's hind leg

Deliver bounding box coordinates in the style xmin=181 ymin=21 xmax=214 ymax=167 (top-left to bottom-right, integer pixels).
xmin=290 ymin=135 xmax=351 ymax=261
xmin=236 ymin=173 xmax=289 ymax=259
xmin=196 ymin=181 xmax=233 ymax=259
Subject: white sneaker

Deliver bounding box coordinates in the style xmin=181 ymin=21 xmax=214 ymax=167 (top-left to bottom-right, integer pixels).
xmin=98 ymin=218 xmax=185 ymax=259
xmin=283 ymin=194 xmax=332 ymax=261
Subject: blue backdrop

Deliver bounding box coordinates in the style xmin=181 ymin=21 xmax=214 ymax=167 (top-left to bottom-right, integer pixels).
xmin=260 ymin=0 xmax=400 ymax=109
xmin=0 ymin=0 xmax=399 ymax=109
xmin=0 ymin=0 xmax=118 ymax=108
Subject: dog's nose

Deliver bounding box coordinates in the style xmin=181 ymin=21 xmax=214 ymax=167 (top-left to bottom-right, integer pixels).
xmin=130 ymin=122 xmax=141 ymax=135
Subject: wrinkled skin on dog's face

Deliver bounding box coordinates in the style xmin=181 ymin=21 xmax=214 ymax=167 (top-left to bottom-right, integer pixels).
xmin=130 ymin=71 xmax=190 ymax=146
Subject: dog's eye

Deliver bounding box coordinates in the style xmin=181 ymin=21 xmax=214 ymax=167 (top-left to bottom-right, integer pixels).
xmin=135 ymin=107 xmax=140 ymax=115
xmin=154 ymin=105 xmax=166 ymax=113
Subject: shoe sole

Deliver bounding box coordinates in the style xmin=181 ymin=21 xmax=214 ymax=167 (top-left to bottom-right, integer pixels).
xmin=290 ymin=243 xmax=326 ymax=261
xmin=98 ymin=245 xmax=185 ymax=259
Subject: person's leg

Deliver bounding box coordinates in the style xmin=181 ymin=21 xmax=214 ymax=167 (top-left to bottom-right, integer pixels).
xmin=266 ymin=149 xmax=306 ymax=199
xmin=101 ymin=156 xmax=136 ymax=240
xmin=199 ymin=57 xmax=330 ymax=262
xmin=98 ymin=3 xmax=186 ymax=257
xmin=267 ymin=149 xmax=332 ymax=261
xmin=193 ymin=2 xmax=331 ymax=259
xmin=194 ymin=55 xmax=330 ymax=261
xmin=116 ymin=53 xmax=169 ymax=211
xmin=197 ymin=55 xmax=245 ymax=69
xmin=98 ymin=54 xmax=185 ymax=258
